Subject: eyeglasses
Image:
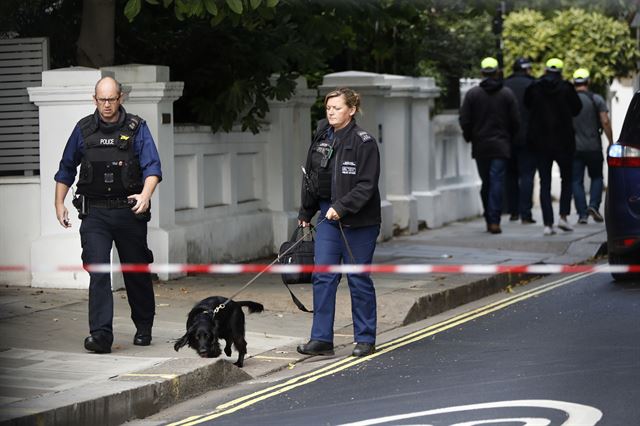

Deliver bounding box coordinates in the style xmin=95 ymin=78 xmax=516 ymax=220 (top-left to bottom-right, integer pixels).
xmin=95 ymin=96 xmax=120 ymax=105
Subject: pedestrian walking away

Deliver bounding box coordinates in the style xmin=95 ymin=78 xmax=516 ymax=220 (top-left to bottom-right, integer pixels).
xmin=524 ymin=58 xmax=582 ymax=236
xmin=460 ymin=57 xmax=520 ymax=235
xmin=504 ymin=57 xmax=537 ymax=225
xmin=54 ymin=76 xmax=162 ymax=354
xmin=297 ymin=87 xmax=381 ymax=358
xmin=571 ymin=68 xmax=613 ymax=225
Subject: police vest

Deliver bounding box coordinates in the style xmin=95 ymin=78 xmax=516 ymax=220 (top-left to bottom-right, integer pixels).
xmin=76 ymin=113 xmax=144 ymax=198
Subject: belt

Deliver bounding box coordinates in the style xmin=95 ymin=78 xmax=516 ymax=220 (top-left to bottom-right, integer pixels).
xmin=87 ymin=197 xmax=132 ymax=209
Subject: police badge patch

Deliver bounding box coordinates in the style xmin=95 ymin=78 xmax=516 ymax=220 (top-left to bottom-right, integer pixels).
xmin=342 ymin=161 xmax=356 ymax=175
xmin=357 ymin=131 xmax=373 ymax=142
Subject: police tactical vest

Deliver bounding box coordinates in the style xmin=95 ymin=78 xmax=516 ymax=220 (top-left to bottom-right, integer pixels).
xmin=76 ymin=112 xmax=144 ymax=198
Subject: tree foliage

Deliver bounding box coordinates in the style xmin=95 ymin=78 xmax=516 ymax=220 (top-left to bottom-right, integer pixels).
xmin=119 ymin=0 xmax=496 ymax=128
xmin=123 ymin=0 xmax=280 ymax=24
xmin=0 ymin=0 xmax=82 ymax=68
xmin=504 ymin=8 xmax=638 ymax=92
xmin=2 ymin=0 xmax=636 ymax=133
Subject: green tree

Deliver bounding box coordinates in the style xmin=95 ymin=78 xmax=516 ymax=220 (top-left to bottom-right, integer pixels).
xmin=503 ymin=8 xmax=638 ymax=93
xmin=14 ymin=1 xmax=634 ymax=133
xmin=416 ymin=3 xmax=495 ymax=107
xmin=118 ymin=0 xmax=331 ymax=133
xmin=123 ymin=0 xmax=497 ymax=119
xmin=123 ymin=0 xmax=280 ymax=24
xmin=0 ymin=0 xmax=82 ymax=68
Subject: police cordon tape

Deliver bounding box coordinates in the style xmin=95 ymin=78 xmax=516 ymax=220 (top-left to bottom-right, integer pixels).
xmin=1 ymin=263 xmax=639 ymax=274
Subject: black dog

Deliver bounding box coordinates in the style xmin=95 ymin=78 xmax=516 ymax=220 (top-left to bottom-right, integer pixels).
xmin=174 ymin=296 xmax=264 ymax=367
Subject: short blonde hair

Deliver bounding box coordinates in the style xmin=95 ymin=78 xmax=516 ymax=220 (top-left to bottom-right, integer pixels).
xmin=324 ymin=87 xmax=361 ymax=114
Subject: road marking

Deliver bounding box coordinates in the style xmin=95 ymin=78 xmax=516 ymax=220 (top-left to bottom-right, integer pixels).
xmin=376 ymin=271 xmax=592 ymax=351
xmin=252 ymin=355 xmax=299 ymax=361
xmin=450 ymin=418 xmax=549 ymax=426
xmin=167 ymin=272 xmax=594 ymax=426
xmin=337 ymin=399 xmax=602 ymax=426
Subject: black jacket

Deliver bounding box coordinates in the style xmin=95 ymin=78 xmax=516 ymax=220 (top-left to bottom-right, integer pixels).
xmin=504 ymin=72 xmax=535 ymax=147
xmin=524 ymin=72 xmax=582 ymax=154
xmin=299 ymin=119 xmax=381 ymax=227
xmin=459 ymin=77 xmax=520 ymax=159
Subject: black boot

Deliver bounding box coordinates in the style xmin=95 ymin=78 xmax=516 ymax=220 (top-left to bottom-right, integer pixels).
xmin=84 ymin=336 xmax=111 ymax=354
xmin=297 ymin=340 xmax=334 ymax=356
xmin=352 ymin=342 xmax=375 ymax=357
xmin=133 ymin=332 xmax=152 ymax=346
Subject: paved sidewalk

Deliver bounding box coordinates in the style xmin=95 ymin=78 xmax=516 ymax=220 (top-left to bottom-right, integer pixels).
xmin=0 ymin=208 xmax=607 ymax=426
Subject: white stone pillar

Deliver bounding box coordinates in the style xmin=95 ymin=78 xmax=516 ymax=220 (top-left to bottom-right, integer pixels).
xmin=380 ymin=75 xmax=443 ymax=234
xmin=264 ymin=77 xmax=317 ymax=249
xmin=409 ymin=78 xmax=441 ymax=228
xmin=320 ymin=71 xmax=394 ymax=240
xmin=102 ymin=65 xmax=185 ymax=281
xmin=28 ymin=68 xmax=110 ymax=288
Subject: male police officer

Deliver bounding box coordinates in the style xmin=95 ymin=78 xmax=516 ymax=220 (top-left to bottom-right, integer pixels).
xmin=54 ymin=76 xmax=162 ymax=354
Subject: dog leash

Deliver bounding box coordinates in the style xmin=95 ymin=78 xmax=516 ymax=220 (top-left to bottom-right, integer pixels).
xmin=209 ymin=216 xmax=360 ymax=319
xmin=280 ymin=218 xmax=358 ymax=314
xmin=209 ymin=218 xmax=327 ymax=319
xmin=338 ymin=221 xmax=357 ymax=264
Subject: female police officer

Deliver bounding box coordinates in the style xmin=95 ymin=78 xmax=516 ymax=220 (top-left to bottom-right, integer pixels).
xmin=297 ymin=87 xmax=381 ymax=358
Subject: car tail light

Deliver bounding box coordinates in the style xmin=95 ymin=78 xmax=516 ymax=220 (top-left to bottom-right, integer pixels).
xmin=608 ymin=144 xmax=640 ymax=167
xmin=612 ymin=237 xmax=640 ymax=250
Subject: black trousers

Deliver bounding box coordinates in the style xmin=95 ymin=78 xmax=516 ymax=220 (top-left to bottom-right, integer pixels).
xmin=537 ymin=152 xmax=573 ymax=227
xmin=80 ymin=207 xmax=155 ymax=345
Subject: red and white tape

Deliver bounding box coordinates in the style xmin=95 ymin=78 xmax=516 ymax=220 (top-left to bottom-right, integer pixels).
xmin=1 ymin=263 xmax=639 ymax=274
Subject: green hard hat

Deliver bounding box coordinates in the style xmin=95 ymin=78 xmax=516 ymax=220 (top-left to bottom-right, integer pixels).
xmin=481 ymin=57 xmax=499 ymax=72
xmin=545 ymin=58 xmax=564 ymax=72
xmin=573 ymin=68 xmax=590 ymax=83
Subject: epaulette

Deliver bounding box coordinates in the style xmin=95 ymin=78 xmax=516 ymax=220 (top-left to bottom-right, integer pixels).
xmin=124 ymin=113 xmax=143 ymax=134
xmin=356 ymin=130 xmax=374 ymax=143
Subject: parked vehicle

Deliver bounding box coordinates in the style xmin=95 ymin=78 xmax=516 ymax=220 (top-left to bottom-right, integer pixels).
xmin=605 ymin=90 xmax=640 ymax=281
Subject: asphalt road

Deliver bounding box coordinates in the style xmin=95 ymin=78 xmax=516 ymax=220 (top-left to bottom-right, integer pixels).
xmin=135 ymin=272 xmax=640 ymax=426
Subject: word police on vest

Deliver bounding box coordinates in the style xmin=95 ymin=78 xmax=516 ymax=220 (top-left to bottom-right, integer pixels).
xmin=100 ymin=138 xmax=115 ymax=145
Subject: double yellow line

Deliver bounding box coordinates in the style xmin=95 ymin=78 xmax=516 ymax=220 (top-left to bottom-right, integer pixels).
xmin=168 ymin=272 xmax=593 ymax=426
